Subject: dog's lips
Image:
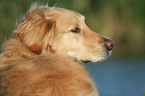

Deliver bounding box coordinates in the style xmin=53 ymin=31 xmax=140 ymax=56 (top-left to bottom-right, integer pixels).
xmin=79 ymin=54 xmax=110 ymax=64
xmin=80 ymin=60 xmax=103 ymax=64
xmin=80 ymin=60 xmax=91 ymax=64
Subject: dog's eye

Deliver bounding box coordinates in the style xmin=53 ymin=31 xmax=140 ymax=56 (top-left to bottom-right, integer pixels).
xmin=71 ymin=27 xmax=80 ymax=33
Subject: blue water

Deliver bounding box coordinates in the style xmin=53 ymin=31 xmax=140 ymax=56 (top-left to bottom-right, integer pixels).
xmin=84 ymin=59 xmax=145 ymax=96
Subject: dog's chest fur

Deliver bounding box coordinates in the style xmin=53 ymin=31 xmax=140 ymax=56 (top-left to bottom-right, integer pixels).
xmin=0 ymin=55 xmax=98 ymax=96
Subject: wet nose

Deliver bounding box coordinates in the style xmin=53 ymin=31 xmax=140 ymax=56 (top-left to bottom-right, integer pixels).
xmin=104 ymin=39 xmax=114 ymax=51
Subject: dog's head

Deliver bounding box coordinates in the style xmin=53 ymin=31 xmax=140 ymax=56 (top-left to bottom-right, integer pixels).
xmin=14 ymin=4 xmax=114 ymax=63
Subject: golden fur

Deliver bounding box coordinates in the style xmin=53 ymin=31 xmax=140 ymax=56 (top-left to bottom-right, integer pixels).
xmin=0 ymin=3 xmax=113 ymax=96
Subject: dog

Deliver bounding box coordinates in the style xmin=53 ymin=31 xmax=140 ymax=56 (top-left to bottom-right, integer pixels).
xmin=0 ymin=3 xmax=114 ymax=96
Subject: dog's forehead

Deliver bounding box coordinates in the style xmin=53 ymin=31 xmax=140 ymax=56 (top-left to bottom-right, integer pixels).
xmin=45 ymin=7 xmax=85 ymax=20
xmin=63 ymin=8 xmax=85 ymax=19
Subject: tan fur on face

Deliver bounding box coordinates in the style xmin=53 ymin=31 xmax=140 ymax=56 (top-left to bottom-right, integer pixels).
xmin=0 ymin=3 xmax=113 ymax=96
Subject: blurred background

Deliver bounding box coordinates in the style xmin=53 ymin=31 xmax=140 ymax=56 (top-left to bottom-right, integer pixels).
xmin=0 ymin=0 xmax=145 ymax=96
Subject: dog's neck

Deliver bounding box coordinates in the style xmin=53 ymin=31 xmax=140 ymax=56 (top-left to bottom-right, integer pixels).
xmin=0 ymin=38 xmax=74 ymax=61
xmin=1 ymin=38 xmax=36 ymax=58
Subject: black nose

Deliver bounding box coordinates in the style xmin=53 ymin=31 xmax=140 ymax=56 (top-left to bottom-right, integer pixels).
xmin=104 ymin=39 xmax=114 ymax=51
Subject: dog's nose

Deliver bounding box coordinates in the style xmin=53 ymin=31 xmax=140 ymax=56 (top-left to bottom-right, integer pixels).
xmin=104 ymin=39 xmax=114 ymax=51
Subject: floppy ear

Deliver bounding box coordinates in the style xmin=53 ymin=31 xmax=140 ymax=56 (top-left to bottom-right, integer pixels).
xmin=14 ymin=7 xmax=55 ymax=55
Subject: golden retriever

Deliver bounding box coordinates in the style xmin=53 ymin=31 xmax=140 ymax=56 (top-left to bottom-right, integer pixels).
xmin=0 ymin=3 xmax=114 ymax=96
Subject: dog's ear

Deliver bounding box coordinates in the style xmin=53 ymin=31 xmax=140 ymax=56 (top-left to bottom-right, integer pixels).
xmin=14 ymin=7 xmax=55 ymax=55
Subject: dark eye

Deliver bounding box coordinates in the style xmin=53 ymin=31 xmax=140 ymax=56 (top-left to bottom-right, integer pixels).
xmin=71 ymin=27 xmax=80 ymax=33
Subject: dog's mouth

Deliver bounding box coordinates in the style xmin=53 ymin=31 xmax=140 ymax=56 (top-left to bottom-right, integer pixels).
xmin=79 ymin=51 xmax=112 ymax=64
xmin=80 ymin=60 xmax=91 ymax=64
xmin=80 ymin=59 xmax=103 ymax=64
xmin=68 ymin=47 xmax=113 ymax=64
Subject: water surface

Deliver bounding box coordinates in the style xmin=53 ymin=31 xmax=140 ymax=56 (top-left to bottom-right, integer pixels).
xmin=84 ymin=59 xmax=145 ymax=96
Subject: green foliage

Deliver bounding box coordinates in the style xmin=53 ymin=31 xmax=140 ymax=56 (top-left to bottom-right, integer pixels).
xmin=143 ymin=92 xmax=145 ymax=96
xmin=0 ymin=0 xmax=145 ymax=58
